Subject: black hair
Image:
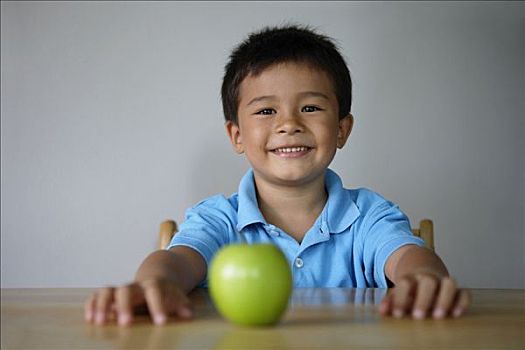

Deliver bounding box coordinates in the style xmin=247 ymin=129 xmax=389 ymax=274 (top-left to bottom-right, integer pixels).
xmin=221 ymin=24 xmax=352 ymax=124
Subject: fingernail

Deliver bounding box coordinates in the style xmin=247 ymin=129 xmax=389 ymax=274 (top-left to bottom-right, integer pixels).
xmin=433 ymin=308 xmax=445 ymax=319
xmin=453 ymin=308 xmax=462 ymax=318
xmin=154 ymin=314 xmax=167 ymax=325
xmin=412 ymin=309 xmax=424 ymax=320
xmin=85 ymin=310 xmax=93 ymax=322
xmin=180 ymin=307 xmax=192 ymax=318
xmin=393 ymin=309 xmax=404 ymax=318
xmin=95 ymin=312 xmax=105 ymax=324
xmin=378 ymin=303 xmax=388 ymax=314
xmin=118 ymin=313 xmax=131 ymax=326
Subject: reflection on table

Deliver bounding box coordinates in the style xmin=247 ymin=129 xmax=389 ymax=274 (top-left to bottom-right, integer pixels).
xmin=1 ymin=288 xmax=524 ymax=349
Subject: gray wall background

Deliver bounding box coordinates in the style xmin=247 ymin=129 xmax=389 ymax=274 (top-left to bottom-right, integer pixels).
xmin=1 ymin=1 xmax=524 ymax=288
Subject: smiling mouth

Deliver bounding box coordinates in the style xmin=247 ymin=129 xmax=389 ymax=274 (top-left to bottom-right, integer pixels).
xmin=271 ymin=146 xmax=312 ymax=157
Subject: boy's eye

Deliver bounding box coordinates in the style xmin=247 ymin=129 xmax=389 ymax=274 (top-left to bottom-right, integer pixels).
xmin=255 ymin=108 xmax=276 ymax=115
xmin=302 ymin=105 xmax=322 ymax=113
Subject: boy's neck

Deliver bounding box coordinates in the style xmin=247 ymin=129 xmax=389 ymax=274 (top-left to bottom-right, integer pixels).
xmin=254 ymin=174 xmax=328 ymax=243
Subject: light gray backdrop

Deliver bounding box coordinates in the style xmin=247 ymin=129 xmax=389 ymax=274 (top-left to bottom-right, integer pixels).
xmin=1 ymin=1 xmax=524 ymax=288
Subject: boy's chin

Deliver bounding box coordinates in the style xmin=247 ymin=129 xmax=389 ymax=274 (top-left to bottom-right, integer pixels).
xmin=255 ymin=168 xmax=324 ymax=186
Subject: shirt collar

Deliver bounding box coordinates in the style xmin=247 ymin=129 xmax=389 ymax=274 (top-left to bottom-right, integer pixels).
xmin=236 ymin=168 xmax=361 ymax=234
xmin=321 ymin=169 xmax=361 ymax=234
xmin=236 ymin=169 xmax=267 ymax=231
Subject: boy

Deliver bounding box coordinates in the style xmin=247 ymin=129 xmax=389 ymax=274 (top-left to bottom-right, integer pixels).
xmin=85 ymin=25 xmax=470 ymax=326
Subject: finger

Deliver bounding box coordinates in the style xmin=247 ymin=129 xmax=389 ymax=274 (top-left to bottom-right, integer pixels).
xmin=94 ymin=287 xmax=115 ymax=325
xmin=84 ymin=294 xmax=96 ymax=322
xmin=379 ymin=290 xmax=394 ymax=316
xmin=452 ymin=289 xmax=471 ymax=318
xmin=115 ymin=284 xmax=143 ymax=326
xmin=411 ymin=275 xmax=438 ymax=319
xmin=392 ymin=277 xmax=416 ymax=318
xmin=143 ymin=280 xmax=168 ymax=325
xmin=432 ymin=277 xmax=457 ymax=319
xmin=168 ymin=288 xmax=193 ymax=319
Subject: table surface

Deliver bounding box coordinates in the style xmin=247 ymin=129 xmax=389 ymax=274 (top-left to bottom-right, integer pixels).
xmin=1 ymin=288 xmax=524 ymax=349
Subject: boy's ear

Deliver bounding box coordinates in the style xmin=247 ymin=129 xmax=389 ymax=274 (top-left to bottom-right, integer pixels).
xmin=225 ymin=120 xmax=244 ymax=154
xmin=337 ymin=114 xmax=354 ymax=149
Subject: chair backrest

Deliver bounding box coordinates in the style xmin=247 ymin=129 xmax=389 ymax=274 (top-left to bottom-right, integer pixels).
xmin=411 ymin=219 xmax=435 ymax=251
xmin=159 ymin=220 xmax=178 ymax=250
xmin=159 ymin=218 xmax=435 ymax=251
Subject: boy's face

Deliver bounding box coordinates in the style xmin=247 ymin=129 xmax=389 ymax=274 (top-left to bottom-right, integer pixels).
xmin=226 ymin=62 xmax=353 ymax=188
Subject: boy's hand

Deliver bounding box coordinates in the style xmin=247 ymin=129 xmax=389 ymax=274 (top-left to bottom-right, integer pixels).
xmin=379 ymin=273 xmax=471 ymax=319
xmin=84 ymin=278 xmax=193 ymax=326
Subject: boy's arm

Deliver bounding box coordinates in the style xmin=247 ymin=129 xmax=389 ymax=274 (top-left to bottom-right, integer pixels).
xmin=135 ymin=246 xmax=206 ymax=293
xmin=85 ymin=246 xmax=206 ymax=326
xmin=381 ymin=245 xmax=471 ymax=319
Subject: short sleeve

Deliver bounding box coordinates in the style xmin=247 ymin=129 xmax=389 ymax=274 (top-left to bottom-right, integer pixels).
xmin=166 ymin=195 xmax=237 ymax=267
xmin=360 ymin=201 xmax=425 ymax=288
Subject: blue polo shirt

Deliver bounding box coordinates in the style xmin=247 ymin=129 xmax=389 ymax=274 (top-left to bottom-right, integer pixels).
xmin=167 ymin=168 xmax=425 ymax=288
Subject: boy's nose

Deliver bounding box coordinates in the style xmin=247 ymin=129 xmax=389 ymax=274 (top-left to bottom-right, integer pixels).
xmin=275 ymin=113 xmax=304 ymax=134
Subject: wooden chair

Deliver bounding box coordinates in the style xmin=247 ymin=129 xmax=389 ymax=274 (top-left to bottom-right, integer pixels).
xmin=159 ymin=218 xmax=435 ymax=251
xmin=411 ymin=219 xmax=435 ymax=251
xmin=159 ymin=220 xmax=178 ymax=250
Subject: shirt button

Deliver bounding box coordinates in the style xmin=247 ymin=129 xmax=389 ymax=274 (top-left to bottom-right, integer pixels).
xmin=295 ymin=257 xmax=304 ymax=268
xmin=266 ymin=225 xmax=280 ymax=236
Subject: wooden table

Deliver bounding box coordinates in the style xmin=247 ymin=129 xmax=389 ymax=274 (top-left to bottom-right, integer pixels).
xmin=1 ymin=288 xmax=524 ymax=349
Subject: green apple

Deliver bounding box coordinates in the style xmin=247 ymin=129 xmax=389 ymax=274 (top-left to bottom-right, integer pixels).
xmin=209 ymin=243 xmax=292 ymax=326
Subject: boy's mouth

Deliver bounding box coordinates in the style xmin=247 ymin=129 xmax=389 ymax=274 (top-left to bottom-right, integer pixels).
xmin=271 ymin=146 xmax=312 ymax=158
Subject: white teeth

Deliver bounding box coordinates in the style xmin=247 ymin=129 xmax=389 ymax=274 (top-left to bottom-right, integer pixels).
xmin=275 ymin=146 xmax=309 ymax=153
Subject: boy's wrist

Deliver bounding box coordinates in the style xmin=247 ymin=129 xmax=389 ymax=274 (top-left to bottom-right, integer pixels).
xmin=399 ymin=268 xmax=449 ymax=281
xmin=134 ymin=250 xmax=182 ymax=285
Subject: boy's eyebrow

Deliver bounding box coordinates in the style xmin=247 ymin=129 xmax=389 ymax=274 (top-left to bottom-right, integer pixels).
xmin=298 ymin=91 xmax=330 ymax=100
xmin=246 ymin=95 xmax=277 ymax=106
xmin=246 ymin=91 xmax=330 ymax=106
